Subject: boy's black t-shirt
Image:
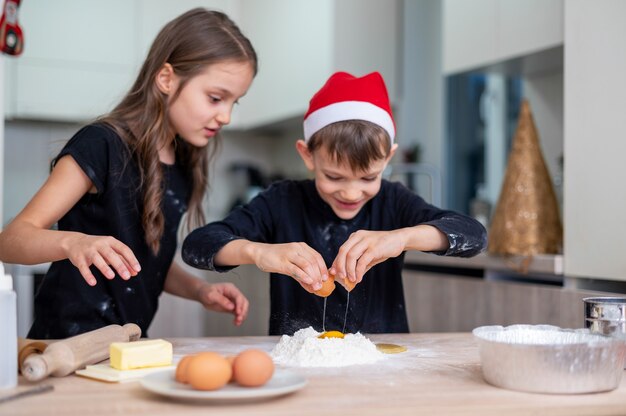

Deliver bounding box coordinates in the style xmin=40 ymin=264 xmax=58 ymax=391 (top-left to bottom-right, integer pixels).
xmin=28 ymin=124 xmax=191 ymax=339
xmin=182 ymin=179 xmax=487 ymax=335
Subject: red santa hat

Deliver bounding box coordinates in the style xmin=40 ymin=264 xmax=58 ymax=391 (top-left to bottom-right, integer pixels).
xmin=303 ymin=71 xmax=395 ymax=143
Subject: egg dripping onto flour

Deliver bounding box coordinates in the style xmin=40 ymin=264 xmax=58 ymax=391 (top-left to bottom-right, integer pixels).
xmin=314 ymin=273 xmax=356 ymax=333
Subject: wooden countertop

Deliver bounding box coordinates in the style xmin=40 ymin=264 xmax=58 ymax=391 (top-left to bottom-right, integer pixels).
xmin=3 ymin=333 xmax=626 ymax=416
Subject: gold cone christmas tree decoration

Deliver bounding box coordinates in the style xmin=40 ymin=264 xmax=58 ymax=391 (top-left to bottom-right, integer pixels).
xmin=488 ymin=99 xmax=562 ymax=255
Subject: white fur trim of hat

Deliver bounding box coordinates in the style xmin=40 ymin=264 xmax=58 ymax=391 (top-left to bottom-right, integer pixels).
xmin=303 ymin=71 xmax=395 ymax=143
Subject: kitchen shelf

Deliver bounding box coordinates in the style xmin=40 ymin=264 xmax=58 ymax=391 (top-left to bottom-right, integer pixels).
xmin=404 ymin=251 xmax=564 ymax=276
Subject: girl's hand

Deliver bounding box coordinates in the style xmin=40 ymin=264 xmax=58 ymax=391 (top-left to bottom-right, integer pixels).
xmin=246 ymin=242 xmax=327 ymax=292
xmin=330 ymin=229 xmax=407 ymax=285
xmin=62 ymin=234 xmax=141 ymax=286
xmin=197 ymin=282 xmax=249 ymax=326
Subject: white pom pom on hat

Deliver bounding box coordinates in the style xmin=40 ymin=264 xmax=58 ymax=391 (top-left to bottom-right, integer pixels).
xmin=303 ymin=71 xmax=395 ymax=143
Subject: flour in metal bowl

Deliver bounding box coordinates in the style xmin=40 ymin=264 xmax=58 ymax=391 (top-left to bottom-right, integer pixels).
xmin=271 ymin=327 xmax=384 ymax=367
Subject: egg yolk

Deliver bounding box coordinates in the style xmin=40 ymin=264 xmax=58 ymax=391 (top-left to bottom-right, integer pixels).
xmin=318 ymin=330 xmax=345 ymax=339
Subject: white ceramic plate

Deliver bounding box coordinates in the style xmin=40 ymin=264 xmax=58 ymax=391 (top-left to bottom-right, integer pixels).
xmin=140 ymin=369 xmax=307 ymax=401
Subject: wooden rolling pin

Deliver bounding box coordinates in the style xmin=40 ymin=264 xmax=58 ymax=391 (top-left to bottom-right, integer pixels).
xmin=18 ymin=338 xmax=52 ymax=368
xmin=20 ymin=323 xmax=141 ymax=382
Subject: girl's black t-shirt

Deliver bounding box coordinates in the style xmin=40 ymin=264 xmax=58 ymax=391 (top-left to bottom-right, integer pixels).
xmin=28 ymin=124 xmax=191 ymax=339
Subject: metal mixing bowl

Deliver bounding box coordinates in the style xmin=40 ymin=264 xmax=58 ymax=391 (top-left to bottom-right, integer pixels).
xmin=473 ymin=324 xmax=626 ymax=394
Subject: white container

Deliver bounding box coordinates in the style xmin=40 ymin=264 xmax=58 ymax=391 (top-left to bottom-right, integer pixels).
xmin=0 ymin=262 xmax=18 ymax=389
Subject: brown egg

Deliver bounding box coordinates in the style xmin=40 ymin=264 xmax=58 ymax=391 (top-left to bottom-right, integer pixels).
xmin=233 ymin=349 xmax=275 ymax=387
xmin=225 ymin=355 xmax=236 ymax=382
xmin=334 ymin=273 xmax=356 ymax=292
xmin=314 ymin=275 xmax=336 ymax=297
xmin=186 ymin=352 xmax=232 ymax=391
xmin=175 ymin=354 xmax=194 ymax=384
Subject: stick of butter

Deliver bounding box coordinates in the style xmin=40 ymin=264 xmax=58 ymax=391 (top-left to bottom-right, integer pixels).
xmin=109 ymin=339 xmax=173 ymax=370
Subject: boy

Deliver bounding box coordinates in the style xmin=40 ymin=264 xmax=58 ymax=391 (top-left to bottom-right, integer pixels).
xmin=182 ymin=71 xmax=487 ymax=335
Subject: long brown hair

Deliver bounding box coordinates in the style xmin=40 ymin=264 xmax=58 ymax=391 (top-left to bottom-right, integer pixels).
xmin=307 ymin=121 xmax=391 ymax=172
xmin=99 ymin=8 xmax=257 ymax=254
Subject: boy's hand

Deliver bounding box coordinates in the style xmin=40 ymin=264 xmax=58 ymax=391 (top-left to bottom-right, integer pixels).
xmin=63 ymin=234 xmax=142 ymax=286
xmin=331 ymin=230 xmax=406 ymax=285
xmin=248 ymin=242 xmax=327 ymax=292
xmin=197 ymin=282 xmax=249 ymax=326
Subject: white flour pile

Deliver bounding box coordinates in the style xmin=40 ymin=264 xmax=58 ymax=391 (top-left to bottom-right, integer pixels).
xmin=271 ymin=327 xmax=384 ymax=367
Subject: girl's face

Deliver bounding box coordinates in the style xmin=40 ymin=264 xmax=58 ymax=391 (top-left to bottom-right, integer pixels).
xmin=296 ymin=141 xmax=397 ymax=220
xmin=162 ymin=60 xmax=255 ymax=147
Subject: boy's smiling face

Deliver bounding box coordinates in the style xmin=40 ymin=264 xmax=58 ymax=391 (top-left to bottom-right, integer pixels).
xmin=296 ymin=140 xmax=397 ymax=220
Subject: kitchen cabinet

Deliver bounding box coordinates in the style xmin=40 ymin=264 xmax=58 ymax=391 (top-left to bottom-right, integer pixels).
xmin=442 ymin=0 xmax=496 ymax=75
xmin=235 ymin=0 xmax=399 ymax=128
xmin=443 ymin=0 xmax=626 ymax=284
xmin=563 ymin=0 xmax=626 ymax=281
xmin=403 ymin=269 xmax=596 ymax=332
xmin=233 ymin=0 xmax=334 ymax=129
xmin=3 ymin=0 xmax=236 ymax=123
xmin=401 ymin=251 xmax=602 ymax=332
xmin=4 ymin=0 xmax=138 ymax=121
xmin=4 ymin=0 xmax=399 ymax=128
xmin=135 ymin=0 xmax=235 ymax=62
xmin=443 ymin=0 xmax=563 ymax=74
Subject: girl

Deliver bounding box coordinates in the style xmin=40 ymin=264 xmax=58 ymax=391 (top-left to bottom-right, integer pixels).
xmin=0 ymin=8 xmax=257 ymax=339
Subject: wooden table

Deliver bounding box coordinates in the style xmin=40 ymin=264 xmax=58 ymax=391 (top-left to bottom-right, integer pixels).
xmin=3 ymin=333 xmax=626 ymax=416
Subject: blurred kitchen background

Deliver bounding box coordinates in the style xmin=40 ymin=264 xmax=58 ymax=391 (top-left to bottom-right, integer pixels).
xmin=1 ymin=0 xmax=625 ymax=338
